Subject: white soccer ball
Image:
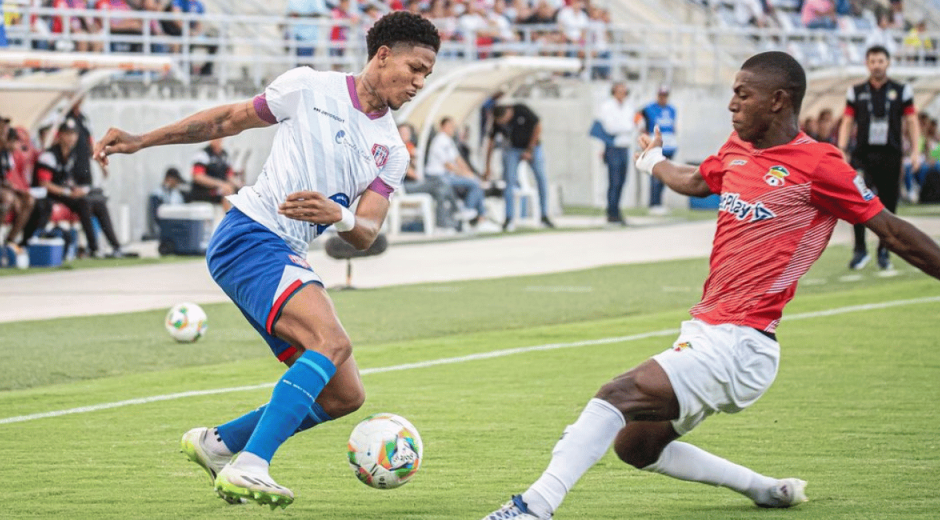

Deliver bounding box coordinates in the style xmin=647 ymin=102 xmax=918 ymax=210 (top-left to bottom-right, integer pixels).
xmin=347 ymin=413 xmax=423 ymax=490
xmin=164 ymin=302 xmax=208 ymax=343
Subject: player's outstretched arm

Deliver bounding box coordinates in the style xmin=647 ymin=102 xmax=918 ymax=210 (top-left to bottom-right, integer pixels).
xmin=865 ymin=209 xmax=940 ymax=280
xmin=93 ymin=99 xmax=272 ymax=167
xmin=635 ymin=126 xmax=711 ymax=197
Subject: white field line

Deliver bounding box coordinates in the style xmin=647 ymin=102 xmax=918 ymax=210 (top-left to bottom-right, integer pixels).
xmin=2 ymin=295 xmax=940 ymax=426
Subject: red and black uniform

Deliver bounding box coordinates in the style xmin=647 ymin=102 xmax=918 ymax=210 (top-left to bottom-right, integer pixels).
xmin=190 ymin=145 xmax=235 ymax=204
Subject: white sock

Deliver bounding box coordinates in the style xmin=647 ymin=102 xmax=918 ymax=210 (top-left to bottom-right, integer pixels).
xmin=206 ymin=427 xmax=234 ymax=457
xmin=231 ymin=451 xmax=270 ymax=473
xmin=522 ymin=398 xmax=626 ymax=518
xmin=642 ymin=441 xmax=777 ymax=504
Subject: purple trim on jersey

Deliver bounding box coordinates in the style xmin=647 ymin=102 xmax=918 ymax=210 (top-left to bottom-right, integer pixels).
xmin=345 ymin=75 xmax=388 ymax=120
xmin=367 ymin=177 xmax=394 ymax=199
xmin=253 ymin=94 xmax=277 ymax=124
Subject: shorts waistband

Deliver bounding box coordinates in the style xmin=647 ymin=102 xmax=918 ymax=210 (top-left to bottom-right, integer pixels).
xmin=753 ymin=328 xmax=777 ymax=342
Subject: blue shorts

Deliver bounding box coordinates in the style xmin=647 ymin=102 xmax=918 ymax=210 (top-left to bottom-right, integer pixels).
xmin=207 ymin=207 xmax=323 ymax=362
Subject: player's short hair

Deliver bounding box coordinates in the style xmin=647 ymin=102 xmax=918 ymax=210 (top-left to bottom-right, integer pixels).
xmin=439 ymin=116 xmax=453 ymax=128
xmin=366 ymin=11 xmax=441 ymax=60
xmin=866 ymin=45 xmax=890 ymax=60
xmin=741 ymin=51 xmax=806 ymax=113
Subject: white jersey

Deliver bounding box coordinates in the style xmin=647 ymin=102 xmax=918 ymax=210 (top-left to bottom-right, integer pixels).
xmin=228 ymin=67 xmax=408 ymax=254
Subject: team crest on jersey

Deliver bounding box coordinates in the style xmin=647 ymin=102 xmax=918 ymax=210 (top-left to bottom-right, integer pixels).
xmin=853 ymin=173 xmax=876 ymax=201
xmin=288 ymin=254 xmax=311 ymax=269
xmin=888 ymin=89 xmax=897 ymax=101
xmin=673 ymin=341 xmax=692 ymax=352
xmin=372 ymin=144 xmax=389 ymax=168
xmin=763 ymin=166 xmax=790 ymax=187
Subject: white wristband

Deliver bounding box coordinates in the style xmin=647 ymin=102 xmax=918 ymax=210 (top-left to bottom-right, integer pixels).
xmin=636 ymin=147 xmax=666 ymax=176
xmin=335 ymin=206 xmax=356 ymax=232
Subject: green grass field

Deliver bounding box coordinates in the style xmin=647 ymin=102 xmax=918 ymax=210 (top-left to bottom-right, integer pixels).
xmin=1 ymin=243 xmax=939 ymax=519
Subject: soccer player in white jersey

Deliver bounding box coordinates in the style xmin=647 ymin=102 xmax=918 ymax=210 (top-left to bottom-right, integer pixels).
xmin=94 ymin=12 xmax=440 ymax=509
xmin=483 ymin=51 xmax=940 ymax=519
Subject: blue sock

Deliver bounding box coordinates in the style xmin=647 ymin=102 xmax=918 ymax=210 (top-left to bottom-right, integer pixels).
xmin=243 ymin=350 xmax=336 ymax=463
xmin=216 ymin=402 xmax=334 ymax=453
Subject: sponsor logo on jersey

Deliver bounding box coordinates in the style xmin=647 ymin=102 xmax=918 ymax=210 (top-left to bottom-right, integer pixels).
xmin=853 ymin=173 xmax=875 ymax=201
xmin=673 ymin=341 xmax=692 ymax=352
xmin=719 ymin=192 xmax=777 ymax=222
xmin=314 ymin=193 xmax=352 ymax=235
xmin=730 ymin=159 xmax=748 ymax=167
xmin=372 ymin=143 xmax=389 ymax=168
xmin=763 ymin=165 xmax=790 ymax=187
xmin=335 ymin=130 xmax=346 ymax=144
xmin=288 ymin=254 xmax=311 ymax=269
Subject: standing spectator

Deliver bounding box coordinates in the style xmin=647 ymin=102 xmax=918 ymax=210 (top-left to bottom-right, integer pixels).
xmin=597 ymin=82 xmax=635 ymax=225
xmin=286 ymin=0 xmax=328 ymax=58
xmin=637 ymin=85 xmax=678 ymax=215
xmin=587 ymin=5 xmax=611 ymax=79
xmin=425 ymin=116 xmax=490 ymax=229
xmin=51 ymin=0 xmax=96 ymax=52
xmin=556 ymin=0 xmax=589 ymax=48
xmin=864 ymin=11 xmax=898 ymax=58
xmin=64 ymin=98 xmax=98 ymax=187
xmin=35 ymin=120 xmax=124 ymax=258
xmin=800 ymin=0 xmax=837 ymax=30
xmin=189 ymin=137 xmax=242 ymax=211
xmin=485 ymin=103 xmax=554 ymax=231
xmin=838 ymin=45 xmax=921 ymax=270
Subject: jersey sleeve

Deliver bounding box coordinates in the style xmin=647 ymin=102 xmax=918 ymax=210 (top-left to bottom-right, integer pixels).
xmin=901 ymin=83 xmax=915 ymax=116
xmin=809 ymin=146 xmax=884 ymax=224
xmin=191 ymin=149 xmax=209 ymax=176
xmin=844 ymin=85 xmax=856 ymax=117
xmin=696 ymin=145 xmax=726 ymax=194
xmin=35 ymin=151 xmax=57 ymax=183
xmin=262 ymin=67 xmax=318 ymax=123
xmin=376 ymin=144 xmax=407 ymax=195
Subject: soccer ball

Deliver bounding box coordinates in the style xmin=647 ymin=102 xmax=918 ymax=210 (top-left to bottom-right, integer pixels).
xmin=164 ymin=302 xmax=208 ymax=343
xmin=347 ymin=413 xmax=423 ymax=490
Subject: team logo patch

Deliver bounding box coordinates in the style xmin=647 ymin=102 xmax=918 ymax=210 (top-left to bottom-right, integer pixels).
xmin=853 ymin=173 xmax=875 ymax=201
xmin=763 ymin=165 xmax=789 ymax=187
xmin=730 ymin=159 xmax=748 ymax=166
xmin=288 ymin=254 xmax=311 ymax=269
xmin=673 ymin=341 xmax=692 ymax=352
xmin=888 ymin=89 xmax=897 ymax=101
xmin=372 ymin=144 xmax=389 ymax=168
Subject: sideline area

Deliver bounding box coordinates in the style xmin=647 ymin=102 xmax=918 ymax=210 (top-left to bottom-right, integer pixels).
xmin=3 ymin=215 xmax=940 ymax=324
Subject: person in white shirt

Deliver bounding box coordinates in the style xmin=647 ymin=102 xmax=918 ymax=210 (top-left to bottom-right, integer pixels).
xmin=556 ymin=0 xmax=590 ymax=44
xmin=598 ymin=82 xmax=637 ymax=224
xmin=94 ymin=11 xmax=440 ymax=510
xmin=426 ymin=116 xmax=487 ymax=225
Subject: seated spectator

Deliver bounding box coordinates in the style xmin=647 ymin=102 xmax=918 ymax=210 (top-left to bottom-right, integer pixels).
xmin=801 ymin=0 xmax=837 ymax=30
xmin=425 ymin=116 xmax=494 ymax=230
xmin=95 ymin=0 xmax=145 ymax=52
xmin=1 ymin=124 xmax=35 ymax=252
xmin=427 ymin=0 xmax=458 ymax=43
xmin=816 ymin=108 xmax=837 ymax=145
xmin=329 ymin=0 xmax=359 ymax=64
xmin=458 ymin=1 xmax=502 ymax=57
xmin=51 ymin=0 xmax=98 ymax=52
xmin=286 ymin=0 xmax=327 ymax=57
xmin=188 ymin=137 xmax=242 ymax=211
xmin=556 ymin=0 xmax=589 ymax=47
xmin=35 ymin=119 xmax=125 ymax=258
xmin=733 ymin=0 xmax=771 ymax=28
xmin=145 ymin=166 xmax=188 ymax=239
xmin=489 ymin=0 xmax=520 ymax=51
xmin=864 ymin=11 xmax=899 ymax=58
xmin=397 ymin=123 xmax=461 ymax=231
xmin=902 ymin=19 xmax=935 ymax=64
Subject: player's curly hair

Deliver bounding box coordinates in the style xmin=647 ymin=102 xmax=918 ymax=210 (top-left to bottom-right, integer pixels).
xmin=366 ymin=11 xmax=441 ymax=60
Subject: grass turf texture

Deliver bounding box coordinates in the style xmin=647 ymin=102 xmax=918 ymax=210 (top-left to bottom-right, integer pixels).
xmin=0 ymin=244 xmax=938 ymax=518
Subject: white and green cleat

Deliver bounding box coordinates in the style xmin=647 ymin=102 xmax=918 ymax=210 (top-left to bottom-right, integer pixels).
xmin=180 ymin=427 xmax=243 ymax=504
xmin=214 ymin=462 xmax=295 ymax=510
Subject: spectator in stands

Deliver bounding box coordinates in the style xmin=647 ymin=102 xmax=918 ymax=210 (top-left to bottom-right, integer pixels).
xmin=587 ymin=5 xmax=611 ymax=79
xmin=801 ymin=0 xmax=837 ymax=30
xmin=361 ymin=4 xmax=382 ymax=31
xmin=489 ymin=0 xmax=519 ymax=53
xmin=902 ymin=19 xmax=934 ymax=64
xmin=95 ymin=0 xmax=145 ymax=52
xmin=459 ymin=1 xmax=502 ymax=58
xmin=888 ymin=0 xmax=906 ymax=30
xmin=145 ymin=166 xmax=187 ymax=239
xmin=142 ymin=0 xmax=170 ymax=54
xmin=864 ymin=11 xmax=898 ymax=59
xmin=556 ymin=0 xmax=589 ymax=49
xmin=637 ymin=84 xmax=678 ymax=216
xmin=51 ymin=0 xmax=98 ymax=52
xmin=733 ymin=0 xmax=771 ymax=28
xmin=801 ymin=115 xmax=819 ymax=140
xmin=816 ymin=108 xmax=837 ymax=145
xmin=427 ymin=0 xmax=458 ymax=43
xmin=35 ymin=119 xmax=125 ymax=258
xmin=838 ymin=45 xmax=920 ymax=270
xmin=596 ymin=82 xmax=635 ymax=225
xmin=398 ymin=122 xmax=460 ymax=231
xmin=485 ymin=103 xmax=554 ymax=231
xmin=189 ymin=137 xmax=242 ymax=211
xmin=286 ymin=0 xmax=328 ymax=57
xmin=426 ymin=116 xmax=493 ymax=230
xmin=329 ymin=0 xmax=358 ymax=64
xmin=518 ymin=0 xmax=559 ymax=52
xmin=1 ymin=125 xmax=35 ymax=252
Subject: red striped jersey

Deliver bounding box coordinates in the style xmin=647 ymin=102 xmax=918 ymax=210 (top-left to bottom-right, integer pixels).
xmin=690 ymin=131 xmax=884 ymax=332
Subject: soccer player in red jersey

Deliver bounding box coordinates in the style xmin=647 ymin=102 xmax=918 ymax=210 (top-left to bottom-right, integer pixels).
xmin=482 ymin=51 xmax=940 ymax=520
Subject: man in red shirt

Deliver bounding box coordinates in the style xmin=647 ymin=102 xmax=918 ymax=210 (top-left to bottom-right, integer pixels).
xmin=483 ymin=51 xmax=940 ymax=520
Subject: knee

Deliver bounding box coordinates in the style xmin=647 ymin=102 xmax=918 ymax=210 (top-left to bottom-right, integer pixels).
xmin=320 ymin=385 xmax=366 ymax=419
xmin=614 ymin=434 xmax=663 ymax=469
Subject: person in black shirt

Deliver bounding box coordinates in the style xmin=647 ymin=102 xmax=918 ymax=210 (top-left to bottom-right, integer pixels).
xmin=35 ymin=120 xmax=124 ymax=258
xmin=484 ymin=103 xmax=554 ymax=231
xmin=189 ymin=138 xmax=242 ymax=211
xmin=838 ymin=45 xmax=921 ymax=270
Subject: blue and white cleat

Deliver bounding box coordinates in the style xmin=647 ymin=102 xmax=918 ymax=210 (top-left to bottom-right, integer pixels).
xmin=482 ymin=495 xmax=549 ymax=520
xmin=757 ymin=478 xmax=808 ymax=508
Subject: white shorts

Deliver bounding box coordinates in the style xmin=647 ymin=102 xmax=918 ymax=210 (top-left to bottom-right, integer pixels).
xmin=652 ymin=319 xmax=780 ymax=436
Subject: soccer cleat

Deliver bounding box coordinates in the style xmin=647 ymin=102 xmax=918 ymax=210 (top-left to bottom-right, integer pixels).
xmin=877 ymin=248 xmax=893 ymax=270
xmin=215 ymin=461 xmax=295 ymax=510
xmin=848 ymin=250 xmax=870 ymax=270
xmin=756 ymin=478 xmax=808 ymax=508
xmin=482 ymin=495 xmax=549 ymax=520
xmin=180 ymin=427 xmax=243 ymax=504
